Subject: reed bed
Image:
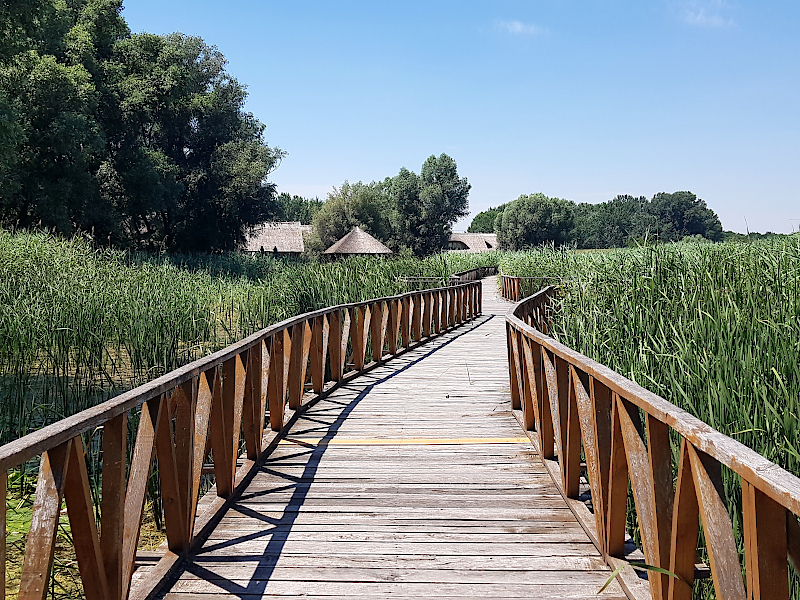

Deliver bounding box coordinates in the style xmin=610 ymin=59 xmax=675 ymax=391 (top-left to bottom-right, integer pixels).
xmin=500 ymin=238 xmax=800 ymax=597
xmin=0 ymin=229 xmax=497 ymax=444
xmin=0 ymin=230 xmax=497 ymax=598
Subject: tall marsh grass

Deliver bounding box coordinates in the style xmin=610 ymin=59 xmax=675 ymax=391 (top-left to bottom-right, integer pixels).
xmin=500 ymin=239 xmax=800 ymax=597
xmin=0 ymin=229 xmax=498 ymax=443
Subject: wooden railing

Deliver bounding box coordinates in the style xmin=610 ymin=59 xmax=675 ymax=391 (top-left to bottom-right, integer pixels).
xmin=450 ymin=265 xmax=498 ymax=283
xmin=0 ymin=281 xmax=483 ymax=600
xmin=399 ymin=266 xmax=498 ymax=291
xmin=506 ymin=285 xmax=800 ymax=600
xmin=500 ymin=273 xmax=573 ymax=301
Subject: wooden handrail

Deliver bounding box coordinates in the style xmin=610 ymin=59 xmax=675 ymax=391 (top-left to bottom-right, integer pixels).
xmin=499 ymin=272 xmax=574 ymax=301
xmin=1 ymin=280 xmax=483 ymax=600
xmin=506 ymin=285 xmax=800 ymax=600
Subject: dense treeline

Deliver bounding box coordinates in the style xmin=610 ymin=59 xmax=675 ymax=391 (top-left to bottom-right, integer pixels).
xmin=307 ymin=153 xmax=470 ymax=256
xmin=469 ymin=191 xmax=723 ymax=249
xmin=0 ymin=0 xmax=283 ymax=252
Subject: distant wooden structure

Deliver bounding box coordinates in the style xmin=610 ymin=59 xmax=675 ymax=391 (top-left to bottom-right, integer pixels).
xmin=448 ymin=232 xmax=498 ymax=252
xmin=244 ymin=222 xmax=311 ymax=256
xmin=323 ymin=226 xmax=392 ymax=258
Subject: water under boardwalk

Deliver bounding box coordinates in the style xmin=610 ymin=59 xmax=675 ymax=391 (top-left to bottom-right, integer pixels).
xmin=157 ymin=279 xmax=625 ymax=599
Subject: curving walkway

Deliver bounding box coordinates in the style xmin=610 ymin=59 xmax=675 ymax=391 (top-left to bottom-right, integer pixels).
xmin=157 ymin=278 xmax=626 ymax=599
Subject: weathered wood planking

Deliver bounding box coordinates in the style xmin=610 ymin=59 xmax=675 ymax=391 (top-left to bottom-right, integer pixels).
xmin=156 ymin=277 xmax=625 ymax=599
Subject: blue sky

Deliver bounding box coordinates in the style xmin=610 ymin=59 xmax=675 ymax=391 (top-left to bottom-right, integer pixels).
xmin=122 ymin=1 xmax=799 ymax=233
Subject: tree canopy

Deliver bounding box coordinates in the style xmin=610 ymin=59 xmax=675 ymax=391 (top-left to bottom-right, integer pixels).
xmin=0 ymin=0 xmax=283 ymax=251
xmin=467 ymin=204 xmax=506 ymax=233
xmin=310 ymin=154 xmax=470 ymax=256
xmin=493 ymin=191 xmax=723 ymax=250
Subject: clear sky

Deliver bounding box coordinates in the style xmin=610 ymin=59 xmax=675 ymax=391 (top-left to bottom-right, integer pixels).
xmin=122 ymin=1 xmax=799 ymax=233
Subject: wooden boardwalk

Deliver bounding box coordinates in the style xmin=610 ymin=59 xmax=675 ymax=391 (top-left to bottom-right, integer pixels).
xmin=157 ymin=278 xmax=626 ymax=599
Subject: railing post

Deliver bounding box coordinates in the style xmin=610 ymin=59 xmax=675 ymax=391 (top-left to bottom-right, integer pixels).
xmin=387 ymin=300 xmax=399 ymax=354
xmin=423 ymin=292 xmax=432 ymax=337
xmin=433 ymin=290 xmax=441 ymax=333
xmin=329 ymin=311 xmax=342 ymax=382
xmin=353 ymin=306 xmax=367 ymax=371
xmin=412 ymin=293 xmax=422 ymax=342
xmin=401 ymin=296 xmax=411 ymax=348
xmin=370 ymin=301 xmax=384 ymax=362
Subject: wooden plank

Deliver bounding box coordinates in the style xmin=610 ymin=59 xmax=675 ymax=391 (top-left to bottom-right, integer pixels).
xmin=571 ymin=366 xmax=606 ymax=544
xmin=101 ymin=411 xmax=126 ymax=599
xmin=742 ymin=479 xmax=788 ymax=600
xmin=646 ymin=413 xmax=675 ymax=600
xmin=561 ymin=359 xmax=581 ymax=498
xmin=668 ymin=439 xmax=699 ymax=600
xmin=353 ymin=306 xmax=367 ymax=370
xmin=605 ymin=394 xmax=628 ymax=557
xmin=64 ymin=437 xmax=109 ymax=600
xmin=172 ymin=380 xmax=195 ymax=536
xmin=18 ymin=441 xmax=71 ymax=600
xmin=154 ymin=393 xmax=189 ymax=551
xmin=243 ymin=344 xmax=262 ymax=459
xmin=617 ymin=396 xmax=662 ymax=598
xmin=687 ymin=443 xmax=746 ymax=600
xmin=190 ymin=370 xmax=214 ymax=537
xmin=121 ymin=397 xmax=160 ymax=598
xmin=329 ymin=310 xmax=343 ymax=381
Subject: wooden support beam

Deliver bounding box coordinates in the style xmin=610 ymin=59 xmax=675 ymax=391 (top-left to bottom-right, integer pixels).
xmin=687 ymin=443 xmax=746 ymax=600
xmin=101 ymin=412 xmax=126 ymax=598
xmin=19 ymin=441 xmax=71 ymax=600
xmin=64 ymin=437 xmax=110 ymax=600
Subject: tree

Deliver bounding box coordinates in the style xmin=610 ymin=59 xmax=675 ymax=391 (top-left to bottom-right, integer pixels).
xmin=392 ymin=153 xmax=470 ymax=256
xmin=275 ymin=193 xmax=323 ymax=224
xmin=0 ymin=1 xmax=284 ymax=252
xmin=649 ymin=191 xmax=723 ymax=242
xmin=467 ymin=204 xmax=506 ymax=233
xmin=311 ymin=180 xmax=393 ymax=249
xmin=496 ymin=193 xmax=575 ymax=250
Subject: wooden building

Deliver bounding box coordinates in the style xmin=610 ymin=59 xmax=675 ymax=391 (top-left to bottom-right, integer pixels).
xmin=448 ymin=232 xmax=498 ymax=252
xmin=323 ymin=226 xmax=393 ymax=258
xmin=244 ymin=222 xmax=311 ymax=256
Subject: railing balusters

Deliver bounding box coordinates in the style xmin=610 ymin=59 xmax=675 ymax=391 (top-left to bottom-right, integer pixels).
xmin=401 ymin=296 xmax=411 ymax=348
xmin=190 ymin=372 xmax=214 ymax=534
xmin=65 ymin=437 xmax=109 ymax=600
xmin=617 ymin=396 xmax=663 ymax=598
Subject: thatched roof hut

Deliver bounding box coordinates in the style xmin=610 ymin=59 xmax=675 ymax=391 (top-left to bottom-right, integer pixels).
xmin=244 ymin=222 xmax=311 ymax=256
xmin=448 ymin=233 xmax=498 ymax=252
xmin=323 ymin=227 xmax=392 ymax=257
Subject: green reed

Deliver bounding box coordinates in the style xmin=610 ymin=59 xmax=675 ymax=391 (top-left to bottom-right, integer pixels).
xmin=500 ymin=238 xmax=800 ymax=597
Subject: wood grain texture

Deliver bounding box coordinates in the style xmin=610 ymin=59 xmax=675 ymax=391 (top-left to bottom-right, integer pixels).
xmin=157 ymin=278 xmax=623 ymax=599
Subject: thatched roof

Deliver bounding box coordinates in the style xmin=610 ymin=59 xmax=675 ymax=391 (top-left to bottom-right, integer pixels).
xmin=449 ymin=233 xmax=498 ymax=252
xmin=244 ymin=222 xmax=310 ymax=253
xmin=324 ymin=226 xmax=392 ymax=255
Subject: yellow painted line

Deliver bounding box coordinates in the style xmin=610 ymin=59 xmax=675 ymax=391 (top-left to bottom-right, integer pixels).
xmin=278 ymin=437 xmax=531 ymax=446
